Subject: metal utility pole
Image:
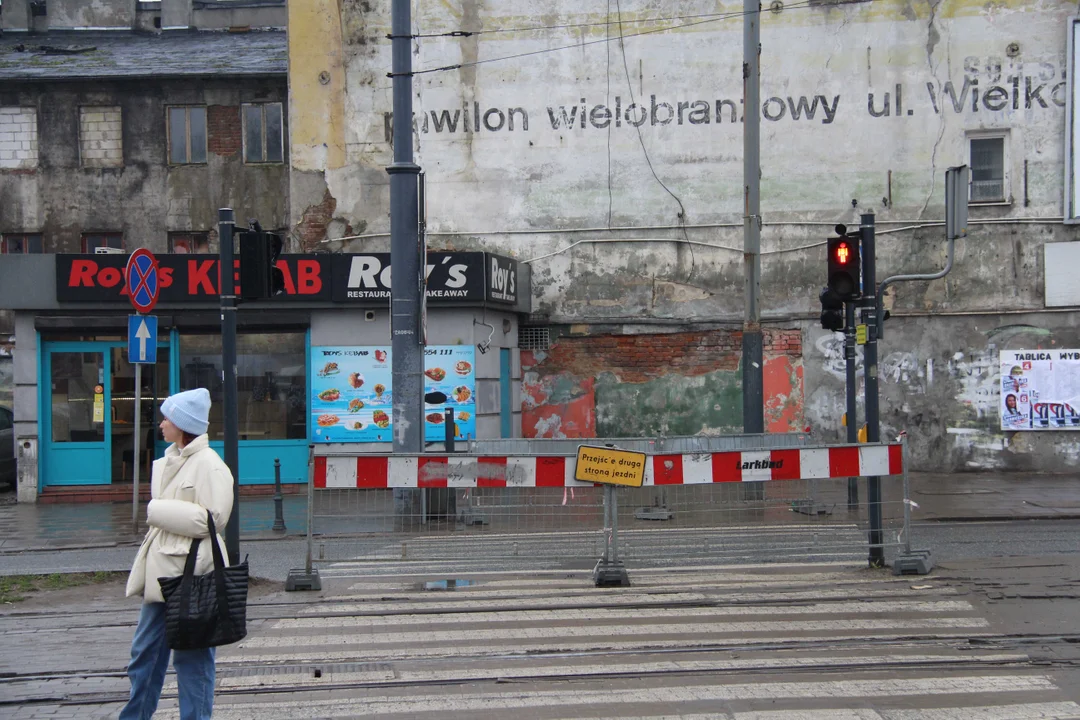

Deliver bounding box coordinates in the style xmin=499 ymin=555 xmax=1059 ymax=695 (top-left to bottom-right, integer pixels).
xmin=388 ymin=0 xmax=424 ymax=453
xmin=741 ymin=0 xmax=764 ymax=437
xmin=218 ymin=208 xmax=241 ymax=565
xmin=860 ymin=211 xmax=884 ymax=568
xmin=844 ymin=301 xmax=858 ymax=509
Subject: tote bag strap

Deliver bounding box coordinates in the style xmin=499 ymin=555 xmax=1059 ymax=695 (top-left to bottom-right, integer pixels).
xmin=177 ymin=510 xmax=232 ymax=627
xmin=204 ymin=511 xmax=235 ymax=629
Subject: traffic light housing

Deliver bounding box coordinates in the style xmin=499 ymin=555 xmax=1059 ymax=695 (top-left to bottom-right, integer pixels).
xmin=238 ymin=230 xmax=285 ymax=300
xmin=827 ymin=224 xmax=861 ymax=300
xmin=819 ymin=287 xmax=844 ymax=331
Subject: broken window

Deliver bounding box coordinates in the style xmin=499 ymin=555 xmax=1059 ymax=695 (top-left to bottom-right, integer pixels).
xmin=242 ymin=102 xmax=283 ymax=164
xmin=1 ymin=233 xmax=44 ymax=254
xmin=168 ymin=106 xmax=207 ymax=164
xmin=969 ymin=135 xmax=1007 ymax=203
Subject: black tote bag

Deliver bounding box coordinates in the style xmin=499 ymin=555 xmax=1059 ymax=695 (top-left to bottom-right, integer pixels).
xmin=158 ymin=511 xmax=248 ymax=651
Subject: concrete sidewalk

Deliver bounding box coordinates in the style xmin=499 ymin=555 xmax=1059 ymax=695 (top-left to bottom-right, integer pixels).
xmin=0 ymin=471 xmax=1077 ymax=554
xmin=0 ymin=493 xmax=309 ymax=553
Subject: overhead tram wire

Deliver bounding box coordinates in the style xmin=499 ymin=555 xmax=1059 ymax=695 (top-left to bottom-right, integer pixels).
xmin=410 ymin=1 xmax=872 ymax=40
xmin=399 ymin=1 xmax=828 ymax=77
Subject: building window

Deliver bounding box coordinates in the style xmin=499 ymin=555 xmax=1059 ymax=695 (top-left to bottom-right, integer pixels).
xmin=519 ymin=326 xmax=551 ymax=351
xmin=79 ymin=106 xmax=124 ymax=168
xmin=168 ymin=232 xmax=210 ymax=254
xmin=168 ymin=106 xmax=207 ymax=165
xmin=242 ymin=103 xmax=283 ymax=164
xmin=1 ymin=234 xmax=43 ymax=254
xmin=82 ymin=233 xmax=124 ymax=253
xmin=0 ymin=107 xmax=39 ymax=170
xmin=179 ymin=332 xmax=308 ymax=441
xmin=969 ymin=135 xmax=1007 ymax=203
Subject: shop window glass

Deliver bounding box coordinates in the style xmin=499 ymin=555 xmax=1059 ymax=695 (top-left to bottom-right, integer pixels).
xmin=179 ymin=332 xmax=307 ymax=441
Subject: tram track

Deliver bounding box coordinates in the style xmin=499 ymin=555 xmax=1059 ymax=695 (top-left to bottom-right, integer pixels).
xmin=4 ymin=630 xmax=1078 ymax=709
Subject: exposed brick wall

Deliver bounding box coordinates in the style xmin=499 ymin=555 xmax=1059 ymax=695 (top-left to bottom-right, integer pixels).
xmin=529 ymin=329 xmax=800 ymax=383
xmin=79 ymin=106 xmax=122 ymax=168
xmin=0 ymin=107 xmax=38 ymax=169
xmin=295 ymin=188 xmax=337 ymax=251
xmin=522 ymin=329 xmax=806 ymax=438
xmin=208 ymin=105 xmax=241 ymax=157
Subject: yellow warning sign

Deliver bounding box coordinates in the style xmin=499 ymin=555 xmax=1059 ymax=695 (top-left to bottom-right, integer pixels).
xmin=856 ymin=324 xmax=869 ymax=345
xmin=575 ymin=446 xmax=647 ymax=487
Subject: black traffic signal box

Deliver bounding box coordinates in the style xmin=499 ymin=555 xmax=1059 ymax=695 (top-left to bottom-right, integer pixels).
xmin=827 ymin=231 xmax=861 ymax=301
xmin=819 ymin=287 xmax=845 ymax=331
xmin=238 ymin=230 xmax=285 ymax=300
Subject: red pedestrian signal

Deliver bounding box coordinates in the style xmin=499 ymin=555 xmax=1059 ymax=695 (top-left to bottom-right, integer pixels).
xmin=827 ymin=231 xmax=861 ymax=301
xmin=835 ymin=241 xmax=850 ymax=265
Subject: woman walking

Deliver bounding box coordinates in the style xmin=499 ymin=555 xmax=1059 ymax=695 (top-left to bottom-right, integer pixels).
xmin=120 ymin=388 xmax=233 ymax=720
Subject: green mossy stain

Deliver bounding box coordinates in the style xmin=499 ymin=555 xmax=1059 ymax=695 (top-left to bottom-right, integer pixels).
xmin=594 ymin=370 xmax=742 ymax=437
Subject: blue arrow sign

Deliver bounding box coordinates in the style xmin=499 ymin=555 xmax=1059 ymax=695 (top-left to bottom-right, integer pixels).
xmin=128 ymin=315 xmax=158 ymax=364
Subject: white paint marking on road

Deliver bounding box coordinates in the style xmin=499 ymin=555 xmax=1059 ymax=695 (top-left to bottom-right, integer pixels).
xmin=238 ymin=617 xmax=991 ymax=650
xmin=276 ymin=600 xmax=976 ymax=630
xmin=188 ymin=653 xmax=1028 ymax=693
xmin=218 ymin=632 xmax=999 ymax=664
xmin=305 ymin=585 xmax=959 ymax=614
xmin=156 ymin=675 xmax=1060 ymax=719
xmin=879 ymin=703 xmax=1080 ymax=719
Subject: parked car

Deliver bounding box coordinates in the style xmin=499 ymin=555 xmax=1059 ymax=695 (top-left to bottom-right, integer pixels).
xmin=0 ymin=405 xmax=14 ymax=488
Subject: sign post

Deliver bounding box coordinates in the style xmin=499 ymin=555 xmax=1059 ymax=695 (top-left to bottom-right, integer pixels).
xmin=125 ymin=249 xmax=160 ymax=533
xmin=576 ymin=445 xmax=645 ymax=587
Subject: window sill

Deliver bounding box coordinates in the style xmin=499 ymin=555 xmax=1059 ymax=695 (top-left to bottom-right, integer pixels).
xmin=969 ymin=200 xmax=1012 ymax=207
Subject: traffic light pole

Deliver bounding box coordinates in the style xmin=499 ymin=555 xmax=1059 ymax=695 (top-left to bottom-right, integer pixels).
xmin=844 ymin=301 xmax=858 ymax=509
xmin=741 ymin=0 xmax=765 ymax=505
xmin=218 ymin=208 xmax=241 ymax=565
xmin=859 ymin=211 xmax=884 ymax=568
xmin=388 ymin=0 xmax=424 ymax=454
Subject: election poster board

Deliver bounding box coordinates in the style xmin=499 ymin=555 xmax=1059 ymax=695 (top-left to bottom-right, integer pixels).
xmin=1000 ymin=350 xmax=1080 ymax=431
xmin=311 ymin=345 xmax=476 ymax=443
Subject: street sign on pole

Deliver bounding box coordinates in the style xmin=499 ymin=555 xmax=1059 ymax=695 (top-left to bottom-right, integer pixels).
xmin=125 ymin=248 xmax=160 ymax=314
xmin=127 ymin=315 xmax=158 ymax=364
xmin=126 ymin=312 xmax=158 ymax=533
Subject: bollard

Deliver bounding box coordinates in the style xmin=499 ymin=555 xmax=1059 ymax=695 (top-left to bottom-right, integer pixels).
xmin=272 ymin=457 xmax=286 ymax=533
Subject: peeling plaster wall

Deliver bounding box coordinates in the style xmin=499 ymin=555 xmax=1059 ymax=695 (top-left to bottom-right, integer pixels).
xmin=291 ymin=0 xmax=1079 ymax=469
xmin=523 ymin=330 xmax=804 ymax=439
xmin=806 ymin=314 xmax=1080 ymax=472
xmin=0 ymin=79 xmax=288 ymax=252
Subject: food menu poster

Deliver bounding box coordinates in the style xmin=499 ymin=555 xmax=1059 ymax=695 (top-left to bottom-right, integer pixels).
xmin=310 ymin=346 xmax=477 ymax=443
xmin=1000 ymin=350 xmax=1080 ymax=431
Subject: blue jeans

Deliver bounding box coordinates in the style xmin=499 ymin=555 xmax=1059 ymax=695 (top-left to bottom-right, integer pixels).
xmin=119 ymin=602 xmax=216 ymax=720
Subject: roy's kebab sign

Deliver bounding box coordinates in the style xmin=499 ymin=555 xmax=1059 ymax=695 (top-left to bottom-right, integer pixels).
xmin=55 ymin=251 xmax=520 ymax=306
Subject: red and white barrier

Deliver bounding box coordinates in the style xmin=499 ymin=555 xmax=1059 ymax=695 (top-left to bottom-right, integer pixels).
xmin=313 ymin=444 xmax=904 ymax=489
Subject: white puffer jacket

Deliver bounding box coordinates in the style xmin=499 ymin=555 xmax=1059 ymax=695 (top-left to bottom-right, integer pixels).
xmin=126 ymin=435 xmax=234 ymax=603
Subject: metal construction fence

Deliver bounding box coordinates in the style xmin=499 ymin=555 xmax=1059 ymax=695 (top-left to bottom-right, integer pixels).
xmin=293 ymin=434 xmax=928 ymax=581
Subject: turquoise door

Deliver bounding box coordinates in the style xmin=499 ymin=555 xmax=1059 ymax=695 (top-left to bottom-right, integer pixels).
xmin=43 ymin=340 xmax=171 ymax=486
xmin=43 ymin=344 xmax=109 ymax=485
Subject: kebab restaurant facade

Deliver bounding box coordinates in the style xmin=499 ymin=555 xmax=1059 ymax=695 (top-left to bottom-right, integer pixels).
xmin=0 ymin=251 xmax=528 ymax=502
